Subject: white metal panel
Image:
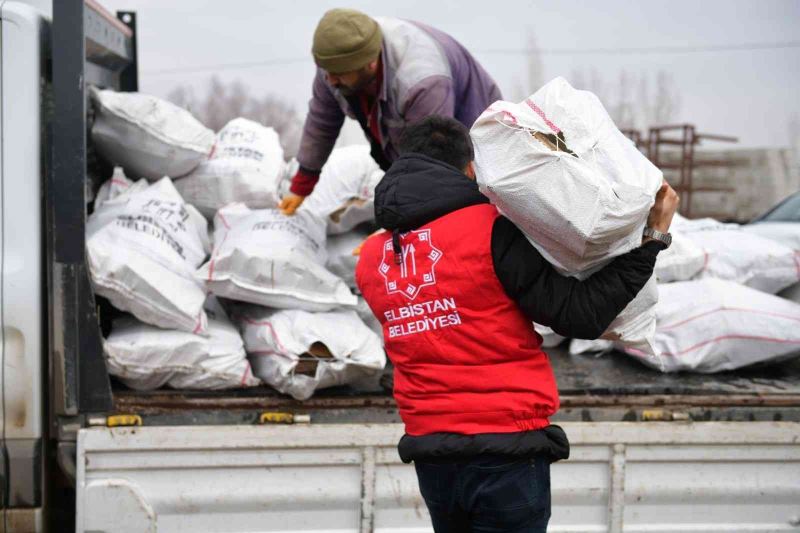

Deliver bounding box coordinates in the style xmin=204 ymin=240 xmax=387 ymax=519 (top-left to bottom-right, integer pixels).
xmin=76 ymin=422 xmax=800 ymax=533
xmin=0 ymin=1 xmax=45 ymax=441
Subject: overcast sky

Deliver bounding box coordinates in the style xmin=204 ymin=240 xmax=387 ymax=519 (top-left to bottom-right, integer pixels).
xmin=98 ymin=0 xmax=800 ymax=149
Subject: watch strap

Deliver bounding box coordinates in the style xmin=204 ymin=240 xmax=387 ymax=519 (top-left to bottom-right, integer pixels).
xmin=643 ymin=227 xmax=672 ymax=248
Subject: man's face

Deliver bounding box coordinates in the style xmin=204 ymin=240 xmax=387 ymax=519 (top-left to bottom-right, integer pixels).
xmin=325 ymin=62 xmax=378 ymax=97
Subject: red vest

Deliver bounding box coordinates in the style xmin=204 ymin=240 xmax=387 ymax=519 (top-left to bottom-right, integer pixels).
xmin=356 ymin=204 xmax=559 ymax=436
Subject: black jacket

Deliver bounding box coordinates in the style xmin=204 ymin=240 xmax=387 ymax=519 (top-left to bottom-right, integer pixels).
xmin=374 ymin=153 xmax=663 ymax=463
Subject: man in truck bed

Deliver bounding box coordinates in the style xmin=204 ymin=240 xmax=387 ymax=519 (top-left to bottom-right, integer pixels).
xmin=355 ymin=116 xmax=679 ymax=532
xmin=279 ymin=8 xmax=502 ymax=215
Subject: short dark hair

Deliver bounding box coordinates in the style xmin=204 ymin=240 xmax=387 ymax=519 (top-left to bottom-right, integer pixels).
xmin=398 ymin=115 xmax=474 ymax=170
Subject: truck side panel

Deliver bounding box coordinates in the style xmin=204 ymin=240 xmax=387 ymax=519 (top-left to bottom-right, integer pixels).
xmin=1 ymin=2 xmax=48 ymax=517
xmin=76 ymin=422 xmax=800 ymax=533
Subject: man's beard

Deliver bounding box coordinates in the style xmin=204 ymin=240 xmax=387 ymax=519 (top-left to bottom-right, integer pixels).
xmin=335 ymin=69 xmax=377 ymax=97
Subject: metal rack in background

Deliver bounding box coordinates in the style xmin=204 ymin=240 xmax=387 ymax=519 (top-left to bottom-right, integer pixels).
xmin=620 ymin=129 xmax=646 ymax=151
xmin=624 ymin=124 xmax=738 ymax=218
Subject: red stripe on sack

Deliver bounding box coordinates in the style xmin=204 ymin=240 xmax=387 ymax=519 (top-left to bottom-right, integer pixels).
xmin=208 ymin=142 xmax=217 ymax=159
xmin=701 ymin=250 xmax=710 ymax=273
xmin=794 ymin=250 xmax=800 ymax=280
xmin=626 ymin=334 xmax=800 ymax=359
xmin=657 ymin=335 xmax=800 ymax=357
xmin=206 ymin=232 xmax=228 ymax=281
xmin=237 ymin=318 xmax=288 ymax=354
xmin=215 ymin=211 xmax=231 ymax=230
xmin=111 ymin=178 xmax=130 ymax=188
xmin=240 ymin=363 xmax=252 ymax=385
xmin=499 ymin=110 xmax=518 ymax=125
xmin=192 ymin=311 xmax=203 ymax=335
xmin=524 ymin=100 xmax=561 ymax=133
xmin=660 ymin=307 xmax=800 ymax=331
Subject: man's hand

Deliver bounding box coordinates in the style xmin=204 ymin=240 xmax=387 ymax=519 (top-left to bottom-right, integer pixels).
xmin=279 ymin=193 xmax=306 ymax=216
xmin=647 ymin=180 xmax=680 ymax=233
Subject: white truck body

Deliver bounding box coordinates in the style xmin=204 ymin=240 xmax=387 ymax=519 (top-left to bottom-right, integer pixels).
xmin=1 ymin=1 xmax=799 ymax=532
xmin=76 ymin=422 xmax=800 ymax=533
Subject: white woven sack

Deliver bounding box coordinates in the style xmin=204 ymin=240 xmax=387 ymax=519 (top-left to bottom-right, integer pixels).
xmin=175 ymin=118 xmax=286 ymax=218
xmin=104 ymin=303 xmax=259 ymax=391
xmin=533 ymin=323 xmax=566 ymax=348
xmin=90 ymin=88 xmax=214 ymax=181
xmin=654 ymin=231 xmax=706 ymax=283
xmin=355 ymin=296 xmax=384 ymax=341
xmin=236 ymin=306 xmax=385 ymax=400
xmin=671 ymin=213 xmax=738 ymax=233
xmin=569 ymin=338 xmax=613 ymax=355
xmin=623 ymin=279 xmax=800 ymax=373
xmin=87 ymin=176 xmax=211 ymax=334
xmin=325 ymin=230 xmax=372 ymax=289
xmin=301 ymin=145 xmax=384 ymax=234
xmin=603 ymin=275 xmax=660 ymax=364
xmin=470 ymin=77 xmax=663 ymax=358
xmin=743 ymin=222 xmax=800 ymax=252
xmin=471 ymin=77 xmax=662 ymax=273
xmin=198 ymin=204 xmax=357 ymax=311
xmin=685 ymin=228 xmax=799 ymax=294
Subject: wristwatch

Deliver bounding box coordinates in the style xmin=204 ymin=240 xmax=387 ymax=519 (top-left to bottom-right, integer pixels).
xmin=643 ymin=227 xmax=672 ymax=248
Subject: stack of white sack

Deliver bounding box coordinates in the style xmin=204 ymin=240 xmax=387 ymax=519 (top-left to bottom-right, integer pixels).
xmin=302 ymin=145 xmax=384 ymax=234
xmin=104 ymin=298 xmax=260 ymax=390
xmin=470 ymin=77 xmax=663 ymax=363
xmin=325 ymin=229 xmax=373 ymax=289
xmin=671 ymin=215 xmax=800 ymax=294
xmin=174 ymin=118 xmax=286 ymax=218
xmin=90 ymin=88 xmax=214 ymax=180
xmin=653 ymin=232 xmax=706 ymax=283
xmin=574 ymin=279 xmax=800 ymax=372
xmin=355 ymin=296 xmax=384 ymax=340
xmin=197 ymin=203 xmax=357 ymax=311
xmin=743 ymin=221 xmax=800 ymax=252
xmin=742 ymin=220 xmax=800 ymax=302
xmin=233 ymin=305 xmax=385 ymax=400
xmin=87 ymin=176 xmax=211 ymax=334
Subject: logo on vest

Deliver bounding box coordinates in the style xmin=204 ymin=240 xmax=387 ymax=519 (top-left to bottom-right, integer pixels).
xmin=378 ymin=229 xmax=442 ymax=300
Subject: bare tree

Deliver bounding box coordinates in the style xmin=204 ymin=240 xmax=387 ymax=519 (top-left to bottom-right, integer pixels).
xmin=526 ymin=30 xmax=545 ymax=95
xmin=568 ymin=67 xmax=680 ymax=132
xmin=788 ymin=113 xmax=800 ymax=181
xmin=510 ymin=28 xmax=546 ymax=101
xmin=649 ymin=71 xmax=680 ymax=127
xmin=788 ymin=113 xmax=799 ymax=151
xmin=166 ymin=76 xmax=302 ymax=159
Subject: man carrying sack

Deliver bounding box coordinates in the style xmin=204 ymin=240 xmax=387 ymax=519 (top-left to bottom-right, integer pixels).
xmin=355 ymin=116 xmax=679 ymax=532
xmin=279 ymin=8 xmax=502 ymax=215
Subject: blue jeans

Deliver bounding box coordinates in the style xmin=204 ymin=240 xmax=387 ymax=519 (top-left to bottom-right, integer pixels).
xmin=414 ymin=455 xmax=551 ymax=532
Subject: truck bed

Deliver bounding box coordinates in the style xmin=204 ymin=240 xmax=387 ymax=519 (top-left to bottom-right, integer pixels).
xmin=112 ymin=347 xmax=800 ymax=425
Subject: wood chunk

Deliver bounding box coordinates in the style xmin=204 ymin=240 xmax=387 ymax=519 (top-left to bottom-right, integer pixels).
xmin=329 ymin=198 xmax=367 ymax=223
xmin=294 ymin=342 xmax=334 ymax=376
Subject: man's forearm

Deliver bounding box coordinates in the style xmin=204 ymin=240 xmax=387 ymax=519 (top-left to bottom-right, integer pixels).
xmin=293 ymin=72 xmax=347 ymax=192
xmin=491 ymin=217 xmax=662 ymax=339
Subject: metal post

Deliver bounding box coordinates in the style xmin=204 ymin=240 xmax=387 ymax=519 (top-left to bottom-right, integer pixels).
xmin=117 ymin=11 xmax=138 ymax=91
xmin=360 ymin=446 xmax=377 ymax=533
xmin=685 ymin=125 xmax=696 ymax=218
xmin=608 ymin=443 xmax=627 ymax=533
xmin=51 ymin=0 xmax=114 ymax=413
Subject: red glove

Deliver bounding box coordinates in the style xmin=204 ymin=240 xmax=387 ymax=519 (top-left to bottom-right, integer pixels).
xmin=289 ymin=167 xmax=321 ymax=197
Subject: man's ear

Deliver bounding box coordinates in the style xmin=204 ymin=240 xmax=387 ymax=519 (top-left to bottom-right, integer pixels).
xmin=464 ymin=161 xmax=476 ymax=180
xmin=367 ymin=57 xmax=380 ymax=73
